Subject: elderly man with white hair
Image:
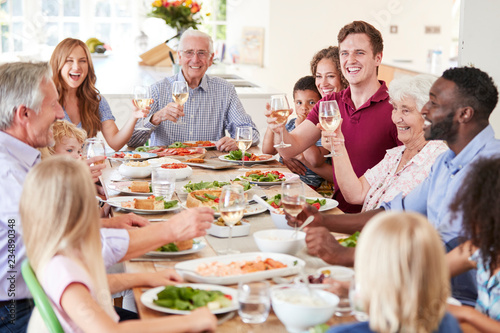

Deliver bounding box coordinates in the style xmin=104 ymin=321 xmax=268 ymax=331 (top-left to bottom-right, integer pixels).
xmin=128 ymin=30 xmax=259 ymax=151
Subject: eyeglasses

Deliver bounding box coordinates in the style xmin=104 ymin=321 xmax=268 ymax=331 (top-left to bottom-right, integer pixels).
xmin=181 ymin=49 xmax=210 ymax=59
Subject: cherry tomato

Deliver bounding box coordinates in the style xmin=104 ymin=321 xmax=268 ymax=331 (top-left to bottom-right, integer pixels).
xmin=224 ymin=294 xmax=232 ymax=300
xmin=214 ymin=198 xmax=220 ymax=203
xmin=312 ymin=203 xmax=321 ymax=210
xmin=271 ymin=202 xmax=280 ymax=209
xmin=243 ymin=156 xmax=250 ymax=161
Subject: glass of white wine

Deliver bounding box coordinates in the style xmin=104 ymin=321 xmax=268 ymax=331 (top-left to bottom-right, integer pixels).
xmin=82 ymin=138 xmax=106 ymax=167
xmin=132 ymin=85 xmax=153 ymax=131
xmin=236 ymin=126 xmax=252 ymax=170
xmin=318 ymin=100 xmax=342 ymax=157
xmin=172 ymin=81 xmax=189 ymax=125
xmin=218 ymin=185 xmax=246 ymax=255
xmin=281 ymin=180 xmax=306 ymax=233
xmin=270 ymin=94 xmax=292 ymax=148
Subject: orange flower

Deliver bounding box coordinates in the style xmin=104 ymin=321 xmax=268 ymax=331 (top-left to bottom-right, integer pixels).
xmin=191 ymin=2 xmax=200 ymax=13
xmin=172 ymin=0 xmax=182 ymax=6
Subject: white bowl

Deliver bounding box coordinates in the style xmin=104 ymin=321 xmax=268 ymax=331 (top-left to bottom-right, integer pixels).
xmin=253 ymin=229 xmax=305 ymax=255
xmin=208 ymin=221 xmax=251 ymax=238
xmin=118 ymin=163 xmax=152 ymax=178
xmin=271 ymin=285 xmax=339 ymax=333
xmin=270 ymin=210 xmax=293 ymax=230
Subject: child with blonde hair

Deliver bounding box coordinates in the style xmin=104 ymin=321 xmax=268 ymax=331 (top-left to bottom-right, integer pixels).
xmin=20 ymin=156 xmax=217 ymax=332
xmin=47 ymin=120 xmax=87 ymax=159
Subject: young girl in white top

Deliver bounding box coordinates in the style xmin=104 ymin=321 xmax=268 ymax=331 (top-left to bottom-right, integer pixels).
xmin=20 ymin=156 xmax=216 ymax=333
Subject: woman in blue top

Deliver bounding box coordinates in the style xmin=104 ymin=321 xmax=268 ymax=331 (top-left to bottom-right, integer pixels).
xmin=50 ymin=38 xmax=145 ymax=151
xmin=447 ymin=157 xmax=500 ymax=332
xmin=328 ymin=212 xmax=461 ymax=333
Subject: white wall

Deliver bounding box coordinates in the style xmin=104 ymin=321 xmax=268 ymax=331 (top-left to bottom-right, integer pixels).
xmin=226 ymin=0 xmax=454 ymax=97
xmin=459 ymin=0 xmax=500 ymax=137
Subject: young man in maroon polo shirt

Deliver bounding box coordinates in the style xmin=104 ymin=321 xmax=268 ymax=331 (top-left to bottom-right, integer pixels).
xmin=267 ymin=20 xmax=401 ymax=213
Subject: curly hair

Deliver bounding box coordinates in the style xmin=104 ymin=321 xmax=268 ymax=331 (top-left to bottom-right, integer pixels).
xmin=292 ymin=75 xmax=320 ymax=99
xmin=442 ymin=67 xmax=498 ymax=122
xmin=309 ymin=46 xmax=348 ymax=90
xmin=50 ymin=38 xmax=102 ymax=138
xmin=337 ymin=20 xmax=383 ymax=56
xmin=46 ymin=120 xmax=87 ymax=155
xmin=450 ymin=157 xmax=500 ymax=273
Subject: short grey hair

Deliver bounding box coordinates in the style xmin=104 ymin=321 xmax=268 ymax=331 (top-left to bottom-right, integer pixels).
xmin=388 ymin=74 xmax=437 ymax=112
xmin=0 ymin=62 xmax=53 ymax=130
xmin=178 ymin=29 xmax=214 ymax=55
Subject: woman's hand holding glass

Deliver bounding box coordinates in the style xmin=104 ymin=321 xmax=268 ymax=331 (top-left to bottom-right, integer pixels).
xmin=132 ymin=85 xmax=153 ymax=131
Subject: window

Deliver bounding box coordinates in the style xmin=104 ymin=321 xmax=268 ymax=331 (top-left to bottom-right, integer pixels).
xmin=202 ymin=0 xmax=226 ymax=42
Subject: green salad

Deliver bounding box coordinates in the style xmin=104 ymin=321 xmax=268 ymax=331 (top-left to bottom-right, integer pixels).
xmin=183 ymin=180 xmax=252 ymax=192
xmin=224 ymin=150 xmax=251 ymax=161
xmin=168 ymin=141 xmax=189 ymax=148
xmin=266 ymin=194 xmax=326 ymax=209
xmin=135 ymin=146 xmax=160 ymax=152
xmin=154 ymin=286 xmax=233 ymax=311
xmin=338 ymin=231 xmax=360 ymax=247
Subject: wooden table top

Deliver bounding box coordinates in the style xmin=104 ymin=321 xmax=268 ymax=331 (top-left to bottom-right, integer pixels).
xmin=101 ymin=147 xmax=479 ymax=333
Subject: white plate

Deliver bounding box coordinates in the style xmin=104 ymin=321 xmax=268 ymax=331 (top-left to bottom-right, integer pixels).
xmin=238 ymin=172 xmax=298 ymax=185
xmin=219 ymin=154 xmax=275 ymax=164
xmin=106 ymin=196 xmax=181 ymax=215
xmin=146 ymin=241 xmax=206 ymax=257
xmin=141 ymin=283 xmax=238 ymax=315
xmin=307 ymin=198 xmax=339 ymax=212
xmin=107 ymin=151 xmax=157 ymax=161
xmin=208 ymin=221 xmax=251 ymax=238
xmin=316 ymin=266 xmax=355 ymax=279
xmin=175 ymin=252 xmax=305 ymax=285
xmin=183 ymin=141 xmax=217 ymax=150
xmin=108 ymin=181 xmax=152 ymax=196
xmin=180 ymin=180 xmax=253 ymax=194
xmin=213 ymin=204 xmax=267 ymax=217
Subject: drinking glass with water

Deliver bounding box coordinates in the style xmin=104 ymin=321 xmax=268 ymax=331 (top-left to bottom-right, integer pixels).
xmin=151 ymin=168 xmax=176 ymax=200
xmin=238 ymin=281 xmax=271 ymax=324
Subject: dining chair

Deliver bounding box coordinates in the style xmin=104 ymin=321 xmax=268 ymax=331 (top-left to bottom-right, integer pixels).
xmin=21 ymin=259 xmax=64 ymax=333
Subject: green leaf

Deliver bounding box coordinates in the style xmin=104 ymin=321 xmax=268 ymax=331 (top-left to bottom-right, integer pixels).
xmin=194 ymin=194 xmax=209 ymax=202
xmin=168 ymin=141 xmax=187 ymax=148
xmin=204 ymin=193 xmax=218 ymax=200
xmin=164 ymin=200 xmax=178 ymax=209
xmin=157 ymin=243 xmax=179 ymax=252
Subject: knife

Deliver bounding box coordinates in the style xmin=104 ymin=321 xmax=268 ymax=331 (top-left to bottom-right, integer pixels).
xmin=169 ymin=51 xmax=176 ymax=65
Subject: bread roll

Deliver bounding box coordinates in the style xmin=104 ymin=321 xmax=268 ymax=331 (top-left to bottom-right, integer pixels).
xmin=130 ymin=181 xmax=150 ymax=193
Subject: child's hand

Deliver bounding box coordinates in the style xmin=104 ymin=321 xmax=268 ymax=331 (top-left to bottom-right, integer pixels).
xmin=186 ymin=307 xmax=217 ymax=333
xmin=146 ymin=269 xmax=184 ymax=287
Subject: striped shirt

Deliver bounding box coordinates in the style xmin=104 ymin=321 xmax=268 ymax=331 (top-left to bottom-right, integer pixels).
xmin=127 ymin=72 xmax=260 ymax=147
xmin=471 ymin=250 xmax=500 ymax=320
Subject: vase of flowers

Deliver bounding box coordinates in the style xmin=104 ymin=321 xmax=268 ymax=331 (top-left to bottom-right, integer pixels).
xmin=149 ymin=0 xmax=204 ymax=36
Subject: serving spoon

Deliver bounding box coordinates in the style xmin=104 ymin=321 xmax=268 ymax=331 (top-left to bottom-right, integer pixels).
xmin=251 ymin=194 xmax=279 ymax=214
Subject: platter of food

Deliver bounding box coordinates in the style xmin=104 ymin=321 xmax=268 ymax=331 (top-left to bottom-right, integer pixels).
xmin=182 ymin=158 xmax=237 ymax=170
xmin=219 ymin=150 xmax=274 ymax=164
xmin=146 ymin=239 xmax=206 ymax=257
xmin=137 ymin=147 xmax=206 ymax=160
xmin=238 ymin=170 xmax=298 ymax=185
xmin=182 ymin=141 xmax=217 ymax=150
xmin=106 ymin=196 xmax=180 ymax=214
xmin=175 ymin=252 xmax=305 ymax=285
xmin=108 ymin=181 xmax=152 ymax=196
xmin=107 ymin=151 xmax=157 ymax=161
xmin=184 ymin=189 xmax=266 ymax=216
xmin=141 ymin=283 xmax=238 ymax=315
xmin=267 ymin=194 xmax=339 ymax=212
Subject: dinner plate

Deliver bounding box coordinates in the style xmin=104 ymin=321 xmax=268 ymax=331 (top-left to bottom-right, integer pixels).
xmin=183 ymin=141 xmax=217 ymax=150
xmin=175 ymin=252 xmax=305 ymax=285
xmin=146 ymin=241 xmax=206 ymax=257
xmin=307 ymin=198 xmax=339 ymax=212
xmin=218 ymin=154 xmax=275 ymax=164
xmin=108 ymin=181 xmax=152 ymax=196
xmin=238 ymin=172 xmax=298 ymax=185
xmin=141 ymin=283 xmax=238 ymax=315
xmin=107 ymin=151 xmax=157 ymax=161
xmin=213 ymin=204 xmax=267 ymax=217
xmin=106 ymin=196 xmax=181 ymax=214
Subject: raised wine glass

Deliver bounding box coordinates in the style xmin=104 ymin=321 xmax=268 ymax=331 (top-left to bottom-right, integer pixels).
xmin=318 ymin=100 xmax=342 ymax=157
xmin=82 ymin=138 xmax=106 ymax=167
xmin=218 ymin=185 xmax=246 ymax=255
xmin=270 ymin=94 xmax=292 ymax=148
xmin=132 ymin=85 xmax=153 ymax=131
xmin=172 ymin=81 xmax=189 ymax=125
xmin=236 ymin=126 xmax=253 ymax=170
xmin=281 ymin=180 xmax=306 ymax=233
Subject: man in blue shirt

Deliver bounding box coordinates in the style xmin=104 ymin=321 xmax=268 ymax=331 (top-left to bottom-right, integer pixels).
xmin=128 ymin=30 xmax=260 ymax=151
xmin=291 ymin=67 xmax=500 ymax=305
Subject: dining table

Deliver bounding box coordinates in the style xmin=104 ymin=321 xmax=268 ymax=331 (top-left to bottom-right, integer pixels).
xmin=100 ymin=146 xmax=479 ymax=333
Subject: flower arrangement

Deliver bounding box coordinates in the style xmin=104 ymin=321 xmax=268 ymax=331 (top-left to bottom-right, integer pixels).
xmin=149 ymin=0 xmax=204 ymax=32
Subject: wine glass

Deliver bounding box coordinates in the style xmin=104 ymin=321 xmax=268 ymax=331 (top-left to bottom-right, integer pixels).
xmin=270 ymin=94 xmax=292 ymax=148
xmin=218 ymin=185 xmax=246 ymax=255
xmin=318 ymin=100 xmax=342 ymax=157
xmin=132 ymin=85 xmax=153 ymax=131
xmin=82 ymin=138 xmax=106 ymax=167
xmin=281 ymin=180 xmax=306 ymax=233
xmin=172 ymin=81 xmax=189 ymax=125
xmin=236 ymin=126 xmax=252 ymax=170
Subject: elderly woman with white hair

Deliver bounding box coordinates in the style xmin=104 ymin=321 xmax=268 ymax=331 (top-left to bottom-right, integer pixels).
xmin=325 ymin=75 xmax=448 ymax=211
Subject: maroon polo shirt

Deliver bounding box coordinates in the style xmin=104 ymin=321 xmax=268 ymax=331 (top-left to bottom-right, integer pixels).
xmin=306 ymin=81 xmax=401 ymax=213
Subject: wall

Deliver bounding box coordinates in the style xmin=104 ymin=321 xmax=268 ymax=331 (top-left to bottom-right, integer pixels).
xmin=459 ymin=0 xmax=500 ymax=137
xmin=226 ymin=0 xmax=454 ymax=97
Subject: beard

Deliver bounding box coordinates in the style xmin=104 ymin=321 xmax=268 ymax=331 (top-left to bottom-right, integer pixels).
xmin=424 ymin=111 xmax=458 ymax=143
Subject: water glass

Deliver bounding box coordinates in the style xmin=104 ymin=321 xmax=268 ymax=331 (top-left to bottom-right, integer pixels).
xmin=151 ymin=168 xmax=176 ymax=200
xmin=331 ymin=269 xmax=355 ymax=317
xmin=238 ymin=281 xmax=271 ymax=324
xmin=349 ymin=278 xmax=369 ymax=321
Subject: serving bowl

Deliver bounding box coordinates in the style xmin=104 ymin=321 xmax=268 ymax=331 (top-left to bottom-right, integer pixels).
xmin=270 ymin=210 xmax=293 ymax=230
xmin=253 ymin=229 xmax=305 ymax=255
xmin=271 ymin=285 xmax=339 ymax=333
xmin=118 ymin=162 xmax=152 ymax=178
